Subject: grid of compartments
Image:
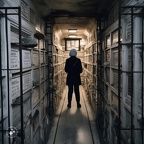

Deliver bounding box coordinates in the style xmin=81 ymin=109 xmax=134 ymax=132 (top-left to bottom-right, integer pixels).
xmin=53 ymin=45 xmax=65 ymax=111
xmin=0 ymin=3 xmax=49 ymax=144
xmin=10 ymin=29 xmax=48 ymax=144
xmin=83 ymin=41 xmax=98 ymax=114
xmin=101 ymin=21 xmax=121 ymax=142
xmin=102 ymin=12 xmax=144 ymax=142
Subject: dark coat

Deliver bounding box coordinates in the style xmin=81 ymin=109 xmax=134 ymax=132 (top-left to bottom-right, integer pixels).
xmin=65 ymin=56 xmax=83 ymax=85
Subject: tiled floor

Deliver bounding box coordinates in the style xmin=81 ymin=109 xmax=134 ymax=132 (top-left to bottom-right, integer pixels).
xmin=47 ymin=86 xmax=101 ymax=144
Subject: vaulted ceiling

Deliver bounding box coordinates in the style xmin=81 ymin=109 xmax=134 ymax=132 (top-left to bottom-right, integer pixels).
xmin=32 ymin=0 xmax=114 ymax=17
xmin=32 ymin=0 xmax=115 ymax=39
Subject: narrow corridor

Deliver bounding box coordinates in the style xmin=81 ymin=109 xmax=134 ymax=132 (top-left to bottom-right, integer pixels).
xmin=1 ymin=1 xmax=144 ymax=144
xmin=47 ymin=86 xmax=100 ymax=144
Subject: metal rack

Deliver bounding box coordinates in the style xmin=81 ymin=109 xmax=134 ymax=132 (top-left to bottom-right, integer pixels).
xmin=118 ymin=4 xmax=144 ymax=144
xmin=0 ymin=7 xmax=24 ymax=144
xmin=46 ymin=18 xmax=55 ymax=119
xmin=97 ymin=3 xmax=144 ymax=144
xmin=96 ymin=18 xmax=105 ymax=143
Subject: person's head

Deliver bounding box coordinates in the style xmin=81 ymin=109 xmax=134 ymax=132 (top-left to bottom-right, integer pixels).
xmin=69 ymin=49 xmax=77 ymax=57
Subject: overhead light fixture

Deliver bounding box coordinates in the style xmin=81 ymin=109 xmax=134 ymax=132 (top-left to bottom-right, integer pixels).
xmin=68 ymin=35 xmax=77 ymax=38
xmin=68 ymin=29 xmax=77 ymax=33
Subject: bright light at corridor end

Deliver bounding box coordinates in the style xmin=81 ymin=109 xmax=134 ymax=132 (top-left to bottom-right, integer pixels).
xmin=68 ymin=29 xmax=77 ymax=33
xmin=68 ymin=35 xmax=77 ymax=38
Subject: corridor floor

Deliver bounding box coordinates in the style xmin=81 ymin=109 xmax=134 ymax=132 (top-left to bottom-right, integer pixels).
xmin=47 ymin=86 xmax=101 ymax=144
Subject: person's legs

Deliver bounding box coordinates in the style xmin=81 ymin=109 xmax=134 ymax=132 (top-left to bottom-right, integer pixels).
xmin=67 ymin=85 xmax=73 ymax=108
xmin=74 ymin=85 xmax=81 ymax=108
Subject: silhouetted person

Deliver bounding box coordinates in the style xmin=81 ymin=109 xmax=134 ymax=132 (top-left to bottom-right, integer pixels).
xmin=64 ymin=49 xmax=83 ymax=108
